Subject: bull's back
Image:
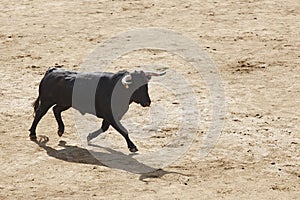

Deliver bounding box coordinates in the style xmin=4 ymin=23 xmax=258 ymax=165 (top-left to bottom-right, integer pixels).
xmin=38 ymin=68 xmax=124 ymax=118
xmin=39 ymin=68 xmax=76 ymax=106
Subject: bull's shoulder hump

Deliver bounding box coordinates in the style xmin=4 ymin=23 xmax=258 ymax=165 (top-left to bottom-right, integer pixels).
xmin=75 ymin=72 xmax=115 ymax=79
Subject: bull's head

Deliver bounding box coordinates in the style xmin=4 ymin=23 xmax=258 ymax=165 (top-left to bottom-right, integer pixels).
xmin=121 ymin=70 xmax=166 ymax=107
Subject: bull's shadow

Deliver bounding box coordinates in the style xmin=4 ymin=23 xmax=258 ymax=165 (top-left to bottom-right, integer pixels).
xmin=34 ymin=136 xmax=100 ymax=165
xmin=33 ymin=136 xmax=183 ymax=181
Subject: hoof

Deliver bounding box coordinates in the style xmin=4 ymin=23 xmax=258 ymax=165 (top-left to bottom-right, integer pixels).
xmin=87 ymin=138 xmax=92 ymax=144
xmin=30 ymin=135 xmax=37 ymax=141
xmin=57 ymin=130 xmax=64 ymax=137
xmin=87 ymin=132 xmax=97 ymax=142
xmin=87 ymin=134 xmax=92 ymax=142
xmin=129 ymin=147 xmax=138 ymax=153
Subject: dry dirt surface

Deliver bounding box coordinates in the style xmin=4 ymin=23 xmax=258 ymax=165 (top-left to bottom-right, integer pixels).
xmin=0 ymin=0 xmax=299 ymax=199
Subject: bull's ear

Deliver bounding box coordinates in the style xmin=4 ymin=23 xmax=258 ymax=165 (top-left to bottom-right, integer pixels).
xmin=122 ymin=82 xmax=130 ymax=89
xmin=121 ymin=74 xmax=132 ymax=89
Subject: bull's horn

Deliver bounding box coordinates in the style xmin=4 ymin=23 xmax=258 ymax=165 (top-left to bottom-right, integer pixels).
xmin=121 ymin=74 xmax=132 ymax=86
xmin=145 ymin=71 xmax=166 ymax=77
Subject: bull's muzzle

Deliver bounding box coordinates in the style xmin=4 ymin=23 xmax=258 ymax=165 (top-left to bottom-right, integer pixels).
xmin=141 ymin=101 xmax=151 ymax=107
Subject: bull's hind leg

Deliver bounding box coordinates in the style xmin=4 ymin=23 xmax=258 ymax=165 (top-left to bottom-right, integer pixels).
xmin=87 ymin=120 xmax=110 ymax=142
xmin=29 ymin=101 xmax=54 ymax=140
xmin=53 ymin=105 xmax=70 ymax=137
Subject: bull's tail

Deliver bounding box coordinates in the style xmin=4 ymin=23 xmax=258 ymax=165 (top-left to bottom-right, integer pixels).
xmin=32 ymin=68 xmax=53 ymax=117
xmin=32 ymin=96 xmax=40 ymax=117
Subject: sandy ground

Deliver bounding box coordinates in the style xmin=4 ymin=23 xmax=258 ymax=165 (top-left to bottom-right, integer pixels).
xmin=0 ymin=0 xmax=299 ymax=199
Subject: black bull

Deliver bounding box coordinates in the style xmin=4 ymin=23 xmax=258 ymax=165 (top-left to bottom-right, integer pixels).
xmin=29 ymin=68 xmax=165 ymax=152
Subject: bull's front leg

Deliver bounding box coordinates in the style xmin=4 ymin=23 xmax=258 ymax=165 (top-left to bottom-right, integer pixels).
xmin=87 ymin=120 xmax=110 ymax=142
xmin=110 ymin=121 xmax=138 ymax=153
